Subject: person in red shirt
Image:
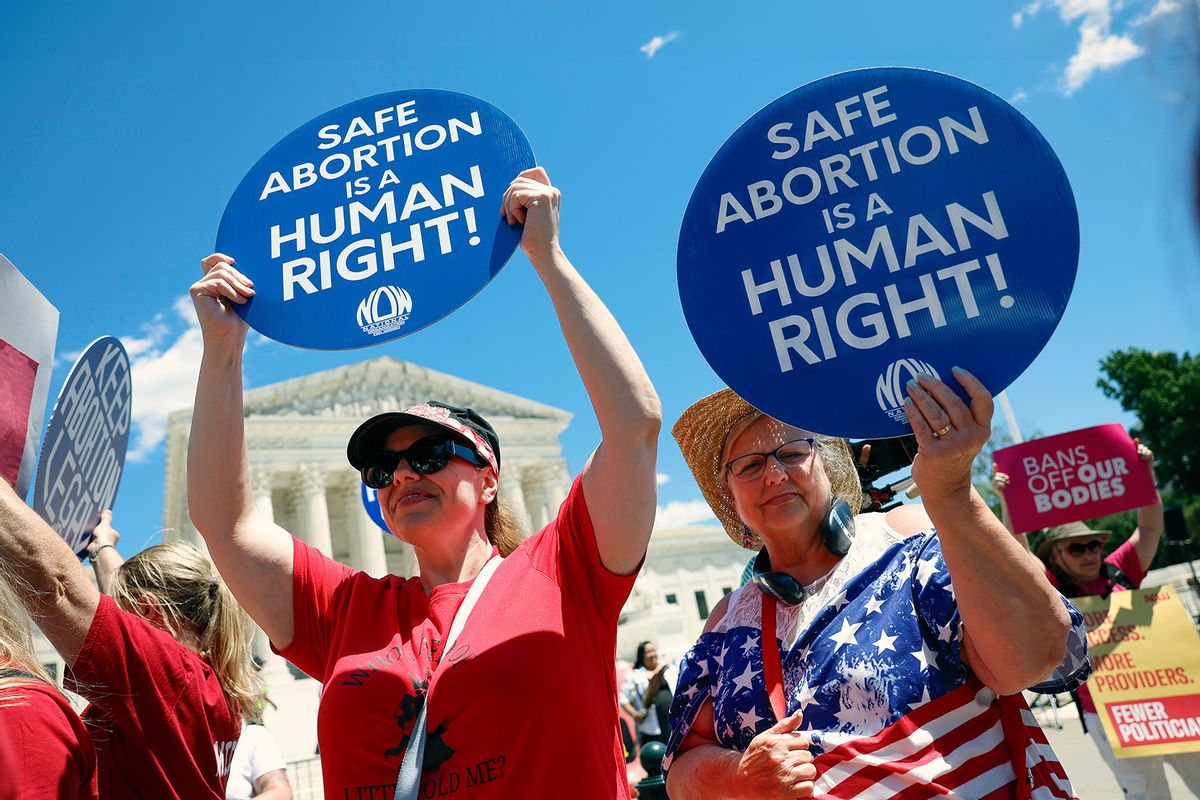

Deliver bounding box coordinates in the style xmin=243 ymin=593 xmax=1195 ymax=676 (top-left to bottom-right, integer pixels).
xmin=187 ymin=167 xmax=661 ymax=798
xmin=0 ymin=479 xmax=264 ymax=799
xmin=0 ymin=565 xmax=96 ymax=800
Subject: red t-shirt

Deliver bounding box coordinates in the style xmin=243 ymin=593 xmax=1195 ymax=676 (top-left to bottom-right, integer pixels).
xmin=0 ymin=671 xmax=97 ymax=799
xmin=277 ymin=475 xmax=638 ymax=799
xmin=1045 ymin=538 xmax=1146 ymax=713
xmin=65 ymin=594 xmax=241 ymax=799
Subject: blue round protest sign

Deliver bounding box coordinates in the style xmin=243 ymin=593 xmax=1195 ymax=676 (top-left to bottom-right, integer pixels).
xmin=360 ymin=483 xmax=389 ymax=533
xmin=217 ymin=90 xmax=535 ymax=350
xmin=33 ymin=336 xmax=132 ymax=557
xmin=678 ymin=68 xmax=1078 ymax=439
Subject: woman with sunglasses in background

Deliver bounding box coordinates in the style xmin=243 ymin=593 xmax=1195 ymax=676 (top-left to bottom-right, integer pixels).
xmin=663 ymin=374 xmax=1091 ymax=800
xmin=187 ymin=167 xmax=661 ymax=799
xmin=996 ymin=443 xmax=1200 ymax=799
xmin=993 ymin=441 xmax=1162 ymax=599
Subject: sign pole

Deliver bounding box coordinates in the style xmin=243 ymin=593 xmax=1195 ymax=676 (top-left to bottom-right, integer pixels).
xmin=997 ymin=391 xmax=1024 ymax=444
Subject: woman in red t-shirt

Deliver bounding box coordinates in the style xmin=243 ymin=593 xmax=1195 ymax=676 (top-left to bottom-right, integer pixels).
xmin=186 ymin=168 xmax=661 ymax=798
xmin=0 ymin=481 xmax=263 ymax=799
xmin=0 ymin=567 xmax=96 ymax=800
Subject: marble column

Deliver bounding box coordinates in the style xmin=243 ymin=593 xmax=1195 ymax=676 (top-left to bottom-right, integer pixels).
xmin=527 ymin=484 xmax=550 ymax=531
xmin=525 ymin=461 xmax=569 ymax=529
xmin=296 ymin=464 xmax=333 ymax=557
xmin=545 ymin=463 xmax=569 ymax=513
xmin=250 ymin=463 xmax=275 ymax=521
xmin=248 ymin=464 xmax=291 ymax=679
xmin=179 ymin=490 xmax=209 ymax=559
xmin=343 ymin=481 xmax=388 ymax=578
xmin=498 ymin=465 xmax=530 ymax=533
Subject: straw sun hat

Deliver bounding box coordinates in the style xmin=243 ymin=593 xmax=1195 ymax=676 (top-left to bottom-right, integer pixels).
xmin=671 ymin=389 xmax=860 ymax=550
xmin=1035 ymin=520 xmax=1112 ymax=561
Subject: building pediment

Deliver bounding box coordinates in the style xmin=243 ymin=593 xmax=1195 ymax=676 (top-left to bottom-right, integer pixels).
xmin=173 ymin=356 xmax=572 ymax=424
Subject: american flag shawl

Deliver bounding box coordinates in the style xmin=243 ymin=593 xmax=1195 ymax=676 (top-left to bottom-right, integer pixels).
xmin=663 ymin=513 xmax=1091 ymax=799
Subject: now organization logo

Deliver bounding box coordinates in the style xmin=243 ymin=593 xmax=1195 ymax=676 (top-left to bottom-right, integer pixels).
xmin=357 ymin=286 xmax=413 ymax=337
xmin=875 ymin=358 xmax=939 ymax=424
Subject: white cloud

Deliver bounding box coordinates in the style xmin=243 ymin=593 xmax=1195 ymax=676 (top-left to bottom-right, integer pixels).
xmin=120 ymin=296 xmax=204 ymax=461
xmin=1013 ymin=0 xmax=1043 ymax=27
xmin=1062 ymin=25 xmax=1143 ymax=94
xmin=639 ymin=31 xmax=680 ymax=59
xmin=1013 ymin=0 xmax=1154 ymax=94
xmin=656 ymin=472 xmax=670 ymax=486
xmin=654 ymin=499 xmax=720 ymax=530
xmin=1010 ymin=89 xmax=1030 ymax=103
xmin=1132 ymin=0 xmax=1183 ymax=25
xmin=54 ymin=347 xmax=83 ymax=370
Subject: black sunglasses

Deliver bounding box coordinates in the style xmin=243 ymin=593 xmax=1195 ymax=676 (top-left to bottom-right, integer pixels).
xmin=360 ymin=435 xmax=487 ymax=489
xmin=1065 ymin=540 xmax=1104 ymax=557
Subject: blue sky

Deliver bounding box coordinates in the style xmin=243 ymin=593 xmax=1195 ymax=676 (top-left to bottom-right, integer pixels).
xmin=2 ymin=1 xmax=1197 ymax=552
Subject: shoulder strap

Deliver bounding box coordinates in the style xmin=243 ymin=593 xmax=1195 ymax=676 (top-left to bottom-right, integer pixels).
xmin=443 ymin=555 xmax=503 ymax=652
xmin=394 ymin=555 xmax=503 ymax=800
xmin=761 ymin=595 xmax=787 ymax=722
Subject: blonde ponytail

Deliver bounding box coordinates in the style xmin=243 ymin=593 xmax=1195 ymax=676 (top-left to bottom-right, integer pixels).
xmin=110 ymin=542 xmax=264 ymax=720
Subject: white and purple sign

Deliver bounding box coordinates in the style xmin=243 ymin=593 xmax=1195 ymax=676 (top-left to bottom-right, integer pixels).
xmin=678 ymin=68 xmax=1079 ymax=439
xmin=33 ymin=336 xmax=132 ymax=557
xmin=217 ymin=90 xmax=535 ymax=350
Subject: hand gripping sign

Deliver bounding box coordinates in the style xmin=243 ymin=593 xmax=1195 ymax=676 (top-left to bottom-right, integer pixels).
xmin=677 ymin=68 xmax=1079 ymax=439
xmin=33 ymin=336 xmax=132 ymax=557
xmin=993 ymin=424 xmax=1158 ymax=534
xmin=0 ymin=254 xmax=59 ymax=500
xmin=217 ymin=90 xmax=535 ymax=350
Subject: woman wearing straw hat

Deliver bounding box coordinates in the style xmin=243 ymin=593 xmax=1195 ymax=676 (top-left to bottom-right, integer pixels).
xmin=187 ymin=167 xmax=661 ymax=799
xmin=664 ymin=371 xmax=1091 ymax=799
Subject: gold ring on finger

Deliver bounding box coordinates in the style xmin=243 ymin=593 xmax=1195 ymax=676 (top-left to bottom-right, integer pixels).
xmin=932 ymin=424 xmax=953 ymax=439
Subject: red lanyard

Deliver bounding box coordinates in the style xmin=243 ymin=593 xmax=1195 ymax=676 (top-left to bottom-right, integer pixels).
xmin=761 ymin=594 xmax=788 ymax=722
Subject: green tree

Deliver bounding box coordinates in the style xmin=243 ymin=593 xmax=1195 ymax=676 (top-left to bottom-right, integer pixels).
xmin=1097 ymin=349 xmax=1200 ymax=495
xmin=1098 ymin=349 xmax=1200 ymax=566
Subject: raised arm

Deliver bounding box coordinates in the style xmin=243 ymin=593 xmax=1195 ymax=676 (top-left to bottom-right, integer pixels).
xmin=1127 ymin=441 xmax=1164 ymax=572
xmin=501 ymin=169 xmax=662 ymax=575
xmin=904 ymin=370 xmax=1070 ymax=695
xmin=85 ymin=509 xmax=124 ymax=596
xmin=0 ymin=477 xmax=98 ymax=666
xmin=991 ymin=469 xmax=1033 ymax=555
xmin=186 ymin=255 xmax=295 ymax=648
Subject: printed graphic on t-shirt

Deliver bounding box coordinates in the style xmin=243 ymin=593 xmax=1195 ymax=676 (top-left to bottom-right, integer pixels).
xmin=288 ymin=476 xmax=638 ymax=798
xmin=215 ymin=739 xmax=237 ymax=778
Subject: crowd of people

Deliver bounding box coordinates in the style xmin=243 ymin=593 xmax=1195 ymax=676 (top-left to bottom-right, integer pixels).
xmin=0 ymin=167 xmax=1195 ymax=798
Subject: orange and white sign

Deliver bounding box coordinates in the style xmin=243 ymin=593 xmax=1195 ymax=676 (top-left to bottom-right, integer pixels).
xmin=1075 ymin=585 xmax=1200 ymax=758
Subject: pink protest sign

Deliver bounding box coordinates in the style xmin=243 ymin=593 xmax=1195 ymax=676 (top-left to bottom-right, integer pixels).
xmin=993 ymin=423 xmax=1158 ymax=534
